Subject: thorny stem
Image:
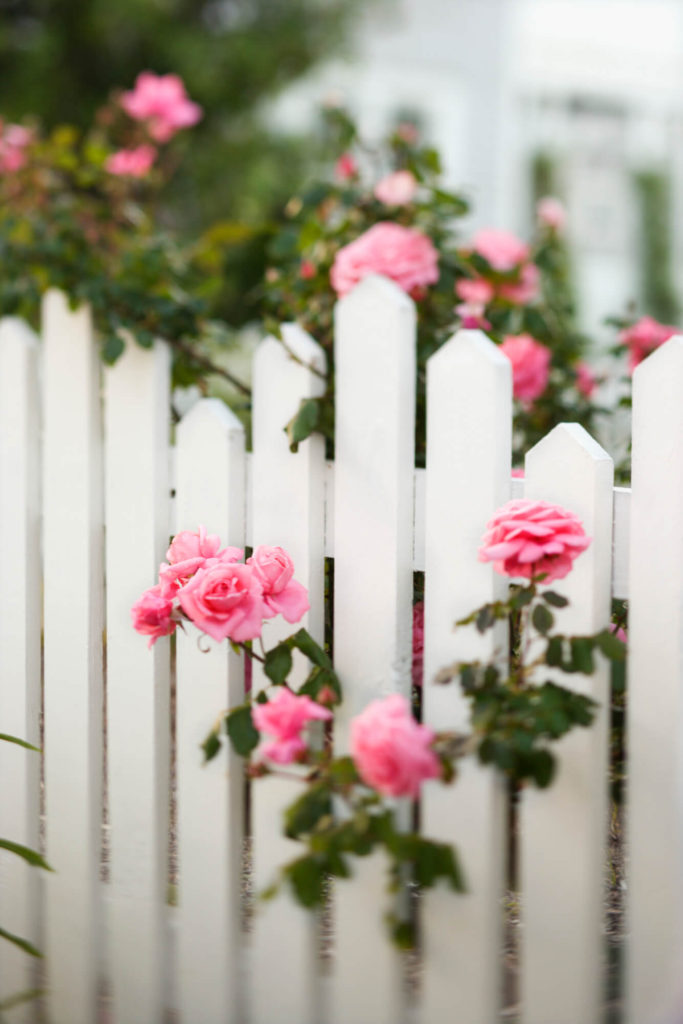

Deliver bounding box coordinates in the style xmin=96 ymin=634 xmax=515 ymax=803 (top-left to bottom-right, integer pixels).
xmin=171 ymin=337 xmax=252 ymax=396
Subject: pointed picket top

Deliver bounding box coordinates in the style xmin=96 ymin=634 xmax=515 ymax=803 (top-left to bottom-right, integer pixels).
xmin=632 ymin=332 xmax=683 ymax=386
xmin=336 ymin=271 xmax=415 ymax=319
xmin=178 ymin=394 xmax=245 ymax=438
xmin=429 ymin=326 xmax=511 ymax=375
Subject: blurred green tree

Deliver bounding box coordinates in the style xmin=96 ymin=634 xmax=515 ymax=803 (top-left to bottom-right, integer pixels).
xmin=0 ymin=0 xmax=365 ymax=322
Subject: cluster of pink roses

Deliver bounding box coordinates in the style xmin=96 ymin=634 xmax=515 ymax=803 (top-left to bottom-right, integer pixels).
xmin=131 ymin=527 xmax=309 ymax=647
xmin=106 ymin=72 xmax=203 ymax=179
xmin=456 ymin=228 xmax=541 ymax=327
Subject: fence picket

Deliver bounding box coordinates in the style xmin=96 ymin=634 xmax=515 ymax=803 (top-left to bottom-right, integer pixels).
xmin=104 ymin=339 xmax=171 ymax=1024
xmin=0 ymin=319 xmax=41 ymax=1016
xmin=174 ymin=398 xmax=246 ymax=1024
xmin=42 ymin=290 xmax=104 ymax=1024
xmin=420 ymin=329 xmax=511 ymax=1024
xmin=521 ymin=423 xmax=613 ymax=1024
xmin=330 ymin=276 xmax=415 ymax=1024
xmin=627 ymin=337 xmax=683 ymax=1024
xmin=249 ymin=325 xmax=327 ymax=1024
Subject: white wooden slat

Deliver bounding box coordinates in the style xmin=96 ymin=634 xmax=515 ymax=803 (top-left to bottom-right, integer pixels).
xmin=249 ymin=324 xmax=326 ymax=1024
xmin=104 ymin=339 xmax=171 ymax=1024
xmin=174 ymin=398 xmax=246 ymax=1024
xmin=521 ymin=423 xmax=613 ymax=1024
xmin=42 ymin=289 xmax=104 ymax=1024
xmin=627 ymin=337 xmax=683 ymax=1024
xmin=330 ymin=276 xmax=415 ymax=1024
xmin=420 ymin=329 xmax=511 ymax=1024
xmin=0 ymin=318 xmax=42 ymax=1016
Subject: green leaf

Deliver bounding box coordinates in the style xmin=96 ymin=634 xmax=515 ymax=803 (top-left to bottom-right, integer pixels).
xmin=389 ymin=917 xmax=416 ymax=950
xmin=594 ymin=629 xmax=627 ymax=661
xmin=543 ymin=590 xmax=569 ymax=608
xmin=0 ymin=733 xmax=40 ymax=753
xmin=475 ymin=606 xmax=495 ymax=633
xmin=510 ymin=586 xmax=535 ymax=609
xmin=201 ymin=728 xmax=221 ymax=763
xmin=530 ymin=750 xmax=555 ymax=788
xmin=284 ymin=782 xmax=332 ymax=839
xmin=570 ymin=637 xmax=595 ymax=675
xmin=101 ymin=333 xmax=125 ymax=364
xmin=286 ymin=856 xmax=325 ymax=908
xmin=264 ymin=643 xmax=293 ymax=686
xmin=225 ymin=704 xmax=260 ymax=757
xmin=0 ymin=927 xmax=43 ymax=958
xmin=532 ymin=604 xmax=554 ymax=635
xmin=0 ymin=987 xmax=45 ymax=1012
xmin=290 ymin=628 xmax=333 ymax=670
xmin=298 ymin=665 xmax=341 ymax=703
xmin=328 ymin=756 xmax=359 ymax=787
xmin=545 ymin=636 xmax=564 ymax=668
xmin=0 ymin=840 xmax=53 ymax=872
xmin=285 ymin=398 xmax=319 ymax=452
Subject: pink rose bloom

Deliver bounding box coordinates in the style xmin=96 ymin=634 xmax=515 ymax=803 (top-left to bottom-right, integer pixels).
xmin=178 ymin=561 xmax=264 ymax=642
xmin=374 ymin=170 xmax=418 ymax=206
xmin=511 ymin=468 xmax=525 ymax=479
xmin=252 ymin=687 xmax=332 ymax=764
xmin=500 ymin=334 xmax=551 ymax=405
xmin=330 ymin=222 xmax=439 ymax=298
xmin=105 ymin=145 xmax=157 ymax=178
xmin=131 ymin=585 xmax=176 ymax=647
xmin=120 ymin=71 xmax=203 ymax=142
xmin=497 ymin=262 xmax=540 ymax=305
xmin=350 ymin=694 xmax=441 ymax=798
xmin=478 ymin=499 xmax=591 ymax=583
xmin=0 ymin=122 xmax=32 ymax=173
xmin=614 ymin=626 xmax=627 ymax=644
xmin=455 ymin=304 xmax=491 ymax=330
xmin=300 ymin=259 xmax=316 ymax=280
xmin=619 ymin=316 xmax=679 ymax=372
xmin=455 ymin=277 xmax=495 ymax=306
xmin=335 ymin=152 xmax=358 ymax=181
xmin=412 ymin=602 xmax=424 ymax=688
xmin=247 ymin=546 xmax=310 ymax=624
xmin=471 ymin=229 xmax=530 ymax=272
xmin=167 ymin=525 xmax=223 ymax=564
xmin=575 ymin=362 xmax=597 ymax=398
xmin=537 ymin=197 xmax=567 ymax=231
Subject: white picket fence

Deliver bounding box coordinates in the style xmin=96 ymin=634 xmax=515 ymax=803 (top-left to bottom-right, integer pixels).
xmin=0 ymin=277 xmax=682 ymax=1024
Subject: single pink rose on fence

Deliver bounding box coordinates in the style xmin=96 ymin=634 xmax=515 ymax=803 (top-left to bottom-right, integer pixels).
xmin=105 ymin=145 xmax=156 ymax=178
xmin=478 ymin=499 xmax=591 ymax=583
xmin=252 ymin=687 xmax=332 ymax=764
xmin=330 ymin=222 xmax=439 ymax=298
xmin=350 ymin=694 xmax=441 ymax=798
xmin=120 ymin=71 xmax=203 ymax=142
xmin=131 ymin=585 xmax=176 ymax=647
xmin=619 ymin=315 xmax=678 ymax=372
xmin=178 ymin=560 xmax=264 ymax=643
xmin=373 ymin=170 xmax=417 ymax=206
xmin=500 ymin=334 xmax=551 ymax=405
xmin=248 ymin=546 xmax=310 ymax=623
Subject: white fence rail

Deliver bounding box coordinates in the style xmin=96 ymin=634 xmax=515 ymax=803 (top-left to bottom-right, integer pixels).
xmin=0 ymin=278 xmax=681 ymax=1024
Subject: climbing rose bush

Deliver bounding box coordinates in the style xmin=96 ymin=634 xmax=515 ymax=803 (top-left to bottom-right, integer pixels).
xmin=478 ymin=499 xmax=591 ymax=582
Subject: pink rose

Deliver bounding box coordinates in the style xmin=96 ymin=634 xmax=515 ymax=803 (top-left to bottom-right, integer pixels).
xmin=335 ymin=152 xmax=358 ymax=181
xmin=478 ymin=499 xmax=591 ymax=583
xmin=614 ymin=626 xmax=627 ymax=644
xmin=350 ymin=694 xmax=441 ymax=798
xmin=105 ymin=145 xmax=156 ymax=178
xmin=120 ymin=71 xmax=203 ymax=142
xmin=131 ymin=585 xmax=176 ymax=647
xmin=575 ymin=362 xmax=597 ymax=398
xmin=619 ymin=316 xmax=678 ymax=373
xmin=330 ymin=222 xmax=439 ymax=298
xmin=178 ymin=561 xmax=264 ymax=642
xmin=511 ymin=468 xmax=525 ymax=479
xmin=0 ymin=122 xmax=32 ymax=173
xmin=537 ymin=197 xmax=567 ymax=232
xmin=497 ymin=262 xmax=540 ymax=305
xmin=166 ymin=525 xmax=223 ymax=564
xmin=500 ymin=334 xmax=551 ymax=405
xmin=412 ymin=602 xmax=424 ymax=688
xmin=471 ymin=229 xmax=530 ymax=272
xmin=247 ymin=546 xmax=310 ymax=623
xmin=373 ymin=170 xmax=418 ymax=206
xmin=252 ymin=687 xmax=332 ymax=764
xmin=300 ymin=260 xmax=316 ymax=280
xmin=455 ymin=278 xmax=495 ymax=306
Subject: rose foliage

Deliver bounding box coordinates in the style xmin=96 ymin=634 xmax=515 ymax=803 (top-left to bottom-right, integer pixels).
xmin=133 ymin=504 xmax=625 ymax=947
